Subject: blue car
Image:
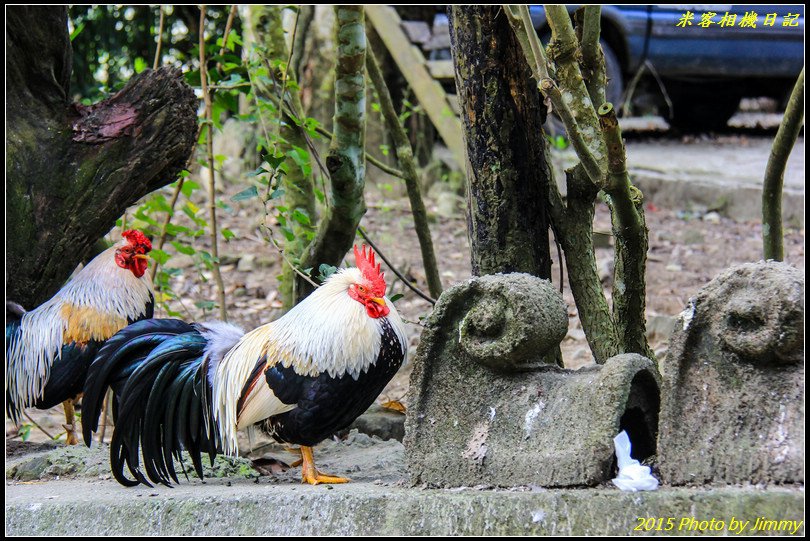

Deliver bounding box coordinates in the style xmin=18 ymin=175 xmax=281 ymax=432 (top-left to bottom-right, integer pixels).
xmin=529 ymin=5 xmax=805 ymax=131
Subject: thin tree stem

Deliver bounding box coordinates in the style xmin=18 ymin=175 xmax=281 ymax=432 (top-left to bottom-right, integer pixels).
xmin=150 ymin=6 xmax=237 ymax=281
xmin=199 ymin=5 xmax=228 ymax=322
xmin=763 ymin=68 xmax=804 ymax=261
xmin=578 ymin=5 xmax=606 ymax=108
xmin=357 ymin=227 xmax=436 ymax=305
xmin=365 ymin=43 xmax=443 ymax=299
xmin=153 ymin=5 xmax=165 ymax=70
xmin=23 ymin=411 xmax=55 ymax=440
xmin=597 ymin=102 xmax=653 ymax=359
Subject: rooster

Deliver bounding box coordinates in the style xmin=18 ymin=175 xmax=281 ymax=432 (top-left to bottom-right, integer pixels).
xmin=6 ymin=230 xmax=154 ymax=444
xmin=82 ymin=245 xmax=407 ymax=486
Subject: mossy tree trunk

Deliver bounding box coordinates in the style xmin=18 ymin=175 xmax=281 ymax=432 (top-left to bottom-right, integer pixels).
xmin=297 ymin=6 xmax=367 ymax=300
xmin=447 ymin=6 xmax=553 ymax=279
xmin=248 ymin=5 xmax=318 ymax=310
xmin=6 ymin=6 xmax=198 ymax=309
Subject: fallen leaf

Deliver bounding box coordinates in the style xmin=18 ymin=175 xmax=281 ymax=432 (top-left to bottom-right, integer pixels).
xmin=381 ymin=400 xmax=407 ymax=415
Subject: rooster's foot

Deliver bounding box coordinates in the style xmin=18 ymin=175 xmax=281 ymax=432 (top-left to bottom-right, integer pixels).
xmin=299 ymin=445 xmax=349 ymax=485
xmin=62 ymin=424 xmax=79 ymax=446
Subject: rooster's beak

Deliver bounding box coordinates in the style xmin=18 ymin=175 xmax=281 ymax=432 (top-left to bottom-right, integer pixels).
xmin=134 ymin=254 xmax=150 ymax=260
xmin=369 ymin=297 xmax=386 ymax=306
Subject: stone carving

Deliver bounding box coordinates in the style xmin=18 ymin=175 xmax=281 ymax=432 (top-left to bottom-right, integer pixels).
xmin=658 ymin=261 xmax=804 ymax=485
xmin=405 ymin=273 xmax=661 ymax=487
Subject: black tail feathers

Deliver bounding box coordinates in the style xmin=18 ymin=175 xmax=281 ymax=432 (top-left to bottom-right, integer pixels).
xmin=82 ymin=318 xmax=221 ymax=487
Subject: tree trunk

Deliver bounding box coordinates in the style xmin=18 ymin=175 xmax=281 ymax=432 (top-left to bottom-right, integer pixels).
xmin=297 ymin=6 xmax=367 ymax=300
xmin=366 ymin=46 xmax=443 ymax=299
xmin=248 ymin=5 xmax=318 ymax=310
xmin=6 ymin=6 xmax=198 ymax=309
xmin=448 ymin=6 xmax=553 ymax=279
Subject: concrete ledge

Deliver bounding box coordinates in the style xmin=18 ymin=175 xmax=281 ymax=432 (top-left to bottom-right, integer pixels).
xmin=632 ymin=174 xmax=804 ymax=228
xmin=5 ymin=480 xmax=804 ymax=536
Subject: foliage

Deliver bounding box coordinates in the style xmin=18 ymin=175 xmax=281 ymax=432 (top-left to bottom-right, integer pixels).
xmin=71 ymin=6 xmax=420 ymax=318
xmin=69 ymin=5 xmax=239 ymax=101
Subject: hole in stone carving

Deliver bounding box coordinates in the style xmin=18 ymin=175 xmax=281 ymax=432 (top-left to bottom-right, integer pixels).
xmin=727 ymin=310 xmax=765 ymax=333
xmin=619 ymin=370 xmax=660 ymax=463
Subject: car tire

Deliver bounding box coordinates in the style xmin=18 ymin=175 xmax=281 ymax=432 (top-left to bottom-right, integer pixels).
xmin=667 ymin=84 xmax=741 ymax=133
xmin=545 ymin=39 xmax=623 ymax=138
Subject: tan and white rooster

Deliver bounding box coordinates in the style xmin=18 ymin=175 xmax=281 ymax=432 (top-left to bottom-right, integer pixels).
xmin=82 ymin=245 xmax=407 ymax=486
xmin=6 ymin=230 xmax=154 ymax=444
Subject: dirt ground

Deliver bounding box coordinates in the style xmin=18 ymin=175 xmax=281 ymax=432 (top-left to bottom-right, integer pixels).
xmin=6 ymin=125 xmax=805 ymax=449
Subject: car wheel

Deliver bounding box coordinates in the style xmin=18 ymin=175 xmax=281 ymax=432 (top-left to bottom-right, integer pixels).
xmin=545 ymin=39 xmax=624 ymax=138
xmin=667 ymin=84 xmax=742 ymax=133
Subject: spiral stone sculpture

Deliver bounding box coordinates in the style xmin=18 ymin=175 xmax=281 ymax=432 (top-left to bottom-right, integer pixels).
xmin=658 ymin=261 xmax=804 ymax=485
xmin=405 ymin=273 xmax=661 ymax=487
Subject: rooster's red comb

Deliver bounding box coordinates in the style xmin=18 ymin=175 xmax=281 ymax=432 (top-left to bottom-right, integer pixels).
xmin=354 ymin=244 xmax=386 ymax=296
xmin=122 ymin=230 xmax=152 ymax=252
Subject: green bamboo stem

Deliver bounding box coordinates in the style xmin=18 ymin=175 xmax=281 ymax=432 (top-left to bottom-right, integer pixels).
xmin=763 ymin=68 xmax=804 ymax=262
xmin=365 ymin=44 xmax=443 ymax=299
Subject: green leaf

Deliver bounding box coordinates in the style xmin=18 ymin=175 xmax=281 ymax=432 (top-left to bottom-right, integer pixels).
xmin=291 ymin=209 xmax=311 ymax=226
xmin=181 ymin=180 xmax=200 ymax=197
xmin=222 ymin=228 xmax=236 ymax=241
xmin=150 ymin=248 xmax=171 ymax=265
xmin=170 ymin=241 xmax=196 ymax=256
xmin=69 ymin=22 xmax=85 ymax=42
xmin=185 ymin=69 xmax=201 ymax=87
xmin=134 ymin=57 xmax=148 ymax=74
xmin=390 ymin=293 xmax=404 ymax=303
xmin=265 ymin=154 xmax=286 ymax=170
xmin=226 ymin=31 xmax=242 ymax=51
xmin=270 ymin=188 xmax=286 ymax=200
xmin=279 ymin=226 xmax=295 ymax=242
xmin=247 ymin=166 xmax=268 ymax=178
xmin=318 ymin=264 xmax=338 ymax=281
xmin=195 ymin=300 xmax=217 ymax=311
xmin=231 ymin=186 xmax=259 ymax=201
xmin=165 ymin=223 xmax=192 ymax=236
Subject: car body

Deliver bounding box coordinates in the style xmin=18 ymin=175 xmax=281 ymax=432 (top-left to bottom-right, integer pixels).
xmin=529 ymin=5 xmax=805 ymax=130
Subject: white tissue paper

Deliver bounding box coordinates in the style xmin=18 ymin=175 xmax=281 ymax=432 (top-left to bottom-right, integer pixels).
xmin=611 ymin=430 xmax=659 ymax=491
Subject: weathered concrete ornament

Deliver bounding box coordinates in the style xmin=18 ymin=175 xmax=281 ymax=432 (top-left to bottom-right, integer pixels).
xmin=405 ymin=273 xmax=661 ymax=488
xmin=658 ymin=261 xmax=804 ymax=485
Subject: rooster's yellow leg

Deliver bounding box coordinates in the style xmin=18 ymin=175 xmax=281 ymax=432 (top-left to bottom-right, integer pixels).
xmin=62 ymin=399 xmax=79 ymax=446
xmin=286 ymin=446 xmax=303 ymax=468
xmin=300 ymin=446 xmax=349 ymax=485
